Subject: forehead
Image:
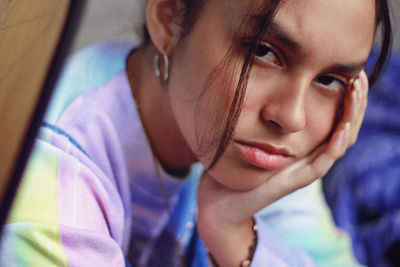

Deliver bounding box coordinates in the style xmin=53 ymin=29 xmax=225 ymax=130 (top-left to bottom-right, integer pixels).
xmin=214 ymin=0 xmax=376 ymax=41
xmin=212 ymin=0 xmax=376 ymax=65
xmin=274 ymin=0 xmax=376 ymax=61
xmin=275 ymin=0 xmax=376 ymax=42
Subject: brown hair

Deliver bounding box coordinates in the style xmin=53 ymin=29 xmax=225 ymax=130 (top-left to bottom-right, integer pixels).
xmin=143 ymin=0 xmax=393 ymax=168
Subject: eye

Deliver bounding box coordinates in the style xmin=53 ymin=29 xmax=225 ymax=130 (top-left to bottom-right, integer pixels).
xmin=246 ymin=42 xmax=281 ymax=66
xmin=316 ymin=75 xmax=347 ymax=93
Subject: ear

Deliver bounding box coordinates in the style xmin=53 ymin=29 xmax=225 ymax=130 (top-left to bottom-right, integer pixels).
xmin=146 ymin=0 xmax=182 ymax=55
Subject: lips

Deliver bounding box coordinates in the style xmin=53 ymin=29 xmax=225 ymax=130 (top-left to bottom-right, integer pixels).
xmin=234 ymin=141 xmax=291 ymax=170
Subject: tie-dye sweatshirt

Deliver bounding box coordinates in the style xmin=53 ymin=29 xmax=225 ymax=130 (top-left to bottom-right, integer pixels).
xmin=0 ymin=41 xmax=361 ymax=267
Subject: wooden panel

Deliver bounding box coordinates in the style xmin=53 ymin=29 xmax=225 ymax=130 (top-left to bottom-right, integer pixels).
xmin=0 ymin=0 xmax=70 ymax=205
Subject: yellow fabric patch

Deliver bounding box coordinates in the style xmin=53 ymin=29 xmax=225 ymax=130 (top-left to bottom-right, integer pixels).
xmin=8 ymin=141 xmax=60 ymax=224
xmin=6 ymin=141 xmax=69 ymax=266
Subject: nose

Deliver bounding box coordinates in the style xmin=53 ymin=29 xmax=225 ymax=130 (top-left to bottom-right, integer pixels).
xmin=261 ymin=78 xmax=307 ymax=134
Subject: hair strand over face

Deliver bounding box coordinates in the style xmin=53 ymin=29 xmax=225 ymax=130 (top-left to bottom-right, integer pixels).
xmin=143 ymin=0 xmax=393 ymax=168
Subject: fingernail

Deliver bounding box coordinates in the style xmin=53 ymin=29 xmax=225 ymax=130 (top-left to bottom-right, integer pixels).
xmin=352 ymin=90 xmax=357 ymax=101
xmin=354 ymin=79 xmax=361 ymax=92
xmin=345 ymin=122 xmax=350 ymax=131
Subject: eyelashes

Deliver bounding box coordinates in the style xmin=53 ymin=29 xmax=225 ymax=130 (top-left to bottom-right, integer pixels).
xmin=244 ymin=41 xmax=282 ymax=66
xmin=243 ymin=41 xmax=350 ymax=94
xmin=316 ymin=75 xmax=348 ymax=93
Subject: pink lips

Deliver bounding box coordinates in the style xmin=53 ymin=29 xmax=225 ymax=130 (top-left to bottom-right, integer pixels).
xmin=235 ymin=141 xmax=290 ymax=170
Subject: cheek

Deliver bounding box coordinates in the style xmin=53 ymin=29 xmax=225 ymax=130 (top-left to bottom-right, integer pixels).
xmin=168 ymin=51 xmax=239 ymax=158
xmin=305 ymin=101 xmax=338 ymax=148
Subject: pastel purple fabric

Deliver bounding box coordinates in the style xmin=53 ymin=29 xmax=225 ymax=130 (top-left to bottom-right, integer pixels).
xmin=0 ymin=41 xmax=359 ymax=266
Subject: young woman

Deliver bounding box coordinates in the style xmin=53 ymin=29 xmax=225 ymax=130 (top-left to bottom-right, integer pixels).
xmin=0 ymin=0 xmax=392 ymax=266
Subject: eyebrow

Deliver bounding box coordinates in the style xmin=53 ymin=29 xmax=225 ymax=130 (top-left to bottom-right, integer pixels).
xmin=264 ymin=21 xmax=303 ymax=54
xmin=325 ymin=62 xmax=367 ymax=75
xmin=254 ymin=19 xmax=368 ymax=75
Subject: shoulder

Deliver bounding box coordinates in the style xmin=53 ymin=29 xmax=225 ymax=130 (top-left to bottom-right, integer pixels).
xmin=40 ymin=40 xmax=144 ymax=178
xmin=1 ymin=139 xmax=127 ymax=266
xmin=44 ymin=40 xmax=139 ymax=125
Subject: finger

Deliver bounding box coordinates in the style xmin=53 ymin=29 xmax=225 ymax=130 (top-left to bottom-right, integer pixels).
xmin=341 ymin=79 xmax=360 ymax=129
xmin=347 ymin=78 xmax=363 ymax=145
xmin=257 ymin=123 xmax=349 ymax=205
xmin=262 ymin=81 xmax=362 ymax=199
xmin=335 ymin=71 xmax=366 ymax=148
xmin=209 ymin=123 xmax=351 ymax=220
xmin=292 ymin=122 xmax=350 ymax=186
xmin=264 ymin=73 xmax=368 ymax=202
xmin=303 ymin=75 xmax=367 ymax=180
xmin=348 ymin=71 xmax=369 ymax=145
xmin=308 ymin=122 xmax=350 ymax=177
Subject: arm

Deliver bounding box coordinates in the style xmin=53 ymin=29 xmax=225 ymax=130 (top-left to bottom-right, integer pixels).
xmin=197 ymin=72 xmax=369 ymax=267
xmin=0 ymin=139 xmax=127 ymax=266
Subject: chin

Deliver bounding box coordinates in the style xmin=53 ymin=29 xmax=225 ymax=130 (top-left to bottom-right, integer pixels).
xmin=207 ymin=165 xmax=273 ymax=192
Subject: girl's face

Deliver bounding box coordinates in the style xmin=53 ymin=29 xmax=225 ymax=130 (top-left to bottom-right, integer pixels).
xmin=167 ymin=0 xmax=375 ymax=190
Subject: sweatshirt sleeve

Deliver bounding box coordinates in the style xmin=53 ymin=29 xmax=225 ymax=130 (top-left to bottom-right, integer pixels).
xmin=256 ymin=180 xmax=363 ymax=267
xmin=0 ymin=138 xmax=127 ymax=266
xmin=250 ymin=217 xmax=316 ymax=267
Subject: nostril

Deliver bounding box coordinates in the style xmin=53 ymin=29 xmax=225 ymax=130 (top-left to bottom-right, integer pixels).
xmin=260 ymin=107 xmax=285 ymax=132
xmin=265 ymin=119 xmax=283 ymax=131
xmin=260 ymin=91 xmax=306 ymax=134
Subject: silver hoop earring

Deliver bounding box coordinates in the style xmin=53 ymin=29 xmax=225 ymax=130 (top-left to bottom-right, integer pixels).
xmin=154 ymin=53 xmax=169 ymax=83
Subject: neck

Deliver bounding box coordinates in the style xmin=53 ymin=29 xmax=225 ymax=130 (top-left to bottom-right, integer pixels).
xmin=126 ymin=45 xmax=197 ymax=177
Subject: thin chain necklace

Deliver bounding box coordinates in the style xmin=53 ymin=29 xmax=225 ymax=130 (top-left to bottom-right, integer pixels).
xmin=126 ymin=51 xmax=187 ymax=267
xmin=151 ymin=153 xmax=187 ymax=267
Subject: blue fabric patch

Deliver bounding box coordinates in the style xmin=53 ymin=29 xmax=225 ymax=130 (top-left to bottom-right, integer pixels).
xmin=41 ymin=122 xmax=90 ymax=158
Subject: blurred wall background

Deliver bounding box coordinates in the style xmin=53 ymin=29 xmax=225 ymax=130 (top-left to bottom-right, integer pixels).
xmin=70 ymin=0 xmax=146 ymax=52
xmin=71 ymin=0 xmax=400 ymax=52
